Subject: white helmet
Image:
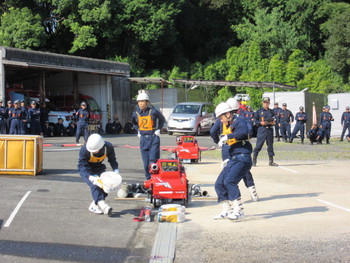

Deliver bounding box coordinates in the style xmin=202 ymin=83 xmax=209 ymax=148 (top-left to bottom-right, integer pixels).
xmin=86 ymin=133 xmax=105 ymax=152
xmin=100 ymin=171 xmax=122 ymax=193
xmin=137 ymin=91 xmax=150 ymax=101
xmin=226 ymin=98 xmax=240 ymax=110
xmin=215 ymin=102 xmax=233 ymax=117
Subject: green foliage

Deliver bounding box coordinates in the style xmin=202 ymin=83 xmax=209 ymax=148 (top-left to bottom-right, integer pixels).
xmin=0 ymin=7 xmax=46 ymax=49
xmin=285 ymin=49 xmax=304 ymax=85
xmin=297 ymin=60 xmax=346 ymax=94
xmin=213 ymin=86 xmax=233 ymax=106
xmin=321 ymin=3 xmax=350 ymax=81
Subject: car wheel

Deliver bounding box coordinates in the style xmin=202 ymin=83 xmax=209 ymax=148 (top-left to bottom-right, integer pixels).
xmin=168 ymin=131 xmax=173 ymax=135
xmin=195 ymin=125 xmax=201 ymax=136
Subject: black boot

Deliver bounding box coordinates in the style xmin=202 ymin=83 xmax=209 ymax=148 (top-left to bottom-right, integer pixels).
xmin=253 ymin=155 xmax=257 ymax=167
xmin=269 ymin=156 xmax=278 ymax=166
xmin=301 ymin=139 xmax=304 ymax=144
xmin=289 ymin=138 xmax=293 ymax=143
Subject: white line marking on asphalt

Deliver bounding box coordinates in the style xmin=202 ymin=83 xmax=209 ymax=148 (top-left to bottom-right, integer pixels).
xmin=4 ymin=191 xmax=32 ymax=228
xmin=317 ymin=199 xmax=350 ymax=213
xmin=278 ymin=166 xmax=298 ymax=174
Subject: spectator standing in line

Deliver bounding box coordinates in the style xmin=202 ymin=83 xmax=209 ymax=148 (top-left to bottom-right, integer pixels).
xmin=340 ymin=106 xmax=350 ymax=141
xmin=277 ymin=103 xmax=294 ymax=142
xmin=319 ymin=105 xmax=334 ymax=144
xmin=290 ymin=106 xmax=308 ymax=144
xmin=273 ymin=102 xmax=282 ymax=141
xmin=0 ymin=100 xmax=6 ymax=134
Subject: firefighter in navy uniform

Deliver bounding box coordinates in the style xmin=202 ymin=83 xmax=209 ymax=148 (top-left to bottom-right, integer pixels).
xmin=307 ymin=124 xmax=324 ymax=145
xmin=319 ymin=105 xmax=334 ymax=144
xmin=132 ymin=90 xmax=165 ymax=180
xmin=40 ymin=102 xmax=50 ymax=131
xmin=0 ymin=100 xmax=6 ymax=134
xmin=340 ymin=106 xmax=350 ymax=141
xmin=213 ymin=102 xmax=253 ymax=220
xmin=20 ymin=100 xmax=28 ymax=134
xmin=253 ymin=97 xmax=278 ymax=167
xmin=5 ymin=100 xmax=13 ymax=134
xmin=290 ymin=106 xmax=308 ymax=144
xmin=28 ymin=101 xmax=42 ymax=135
xmin=75 ymin=101 xmax=90 ymax=143
xmin=9 ymin=100 xmax=23 ymax=135
xmin=210 ymin=99 xmax=259 ymax=203
xmin=273 ymin=102 xmax=282 ymax=141
xmin=78 ymin=133 xmax=120 ymax=216
xmin=278 ymin=103 xmax=294 ymax=142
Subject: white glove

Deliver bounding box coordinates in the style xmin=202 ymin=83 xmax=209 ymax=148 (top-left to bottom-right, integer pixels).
xmin=138 ymin=132 xmax=141 ymax=138
xmin=154 ymin=129 xmax=161 ymax=136
xmin=218 ymin=135 xmax=228 ymax=148
xmin=221 ymin=159 xmax=230 ymax=168
xmin=114 ymin=169 xmax=120 ymax=174
xmin=89 ymin=175 xmax=103 ymax=188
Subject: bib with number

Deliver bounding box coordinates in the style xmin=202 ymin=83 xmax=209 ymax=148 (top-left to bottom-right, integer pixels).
xmin=137 ymin=110 xmax=154 ymax=131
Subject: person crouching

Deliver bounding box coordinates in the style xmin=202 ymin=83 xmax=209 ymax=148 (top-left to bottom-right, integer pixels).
xmin=78 ymin=134 xmax=120 ymax=216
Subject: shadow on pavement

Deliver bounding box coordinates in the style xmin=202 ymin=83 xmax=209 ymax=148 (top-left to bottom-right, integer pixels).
xmin=260 ymin=192 xmax=322 ymax=202
xmin=252 ymin=206 xmax=329 ymax=219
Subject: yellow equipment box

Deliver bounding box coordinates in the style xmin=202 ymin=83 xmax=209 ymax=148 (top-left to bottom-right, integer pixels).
xmin=0 ymin=135 xmax=43 ymax=175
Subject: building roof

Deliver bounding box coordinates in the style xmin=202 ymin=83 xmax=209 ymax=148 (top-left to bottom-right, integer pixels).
xmin=0 ymin=46 xmax=130 ymax=76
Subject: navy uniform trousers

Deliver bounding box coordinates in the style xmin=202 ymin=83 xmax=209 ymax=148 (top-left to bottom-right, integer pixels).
xmin=76 ymin=122 xmax=89 ymax=143
xmin=140 ymin=134 xmax=160 ymax=179
xmin=291 ymin=122 xmax=305 ymax=140
xmin=222 ymin=144 xmax=255 ymax=188
xmin=253 ymin=126 xmax=275 ymax=157
xmin=215 ymin=153 xmax=252 ymax=202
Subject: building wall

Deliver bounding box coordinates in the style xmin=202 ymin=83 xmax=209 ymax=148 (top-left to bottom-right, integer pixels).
xmin=148 ymin=88 xmax=178 ymax=125
xmin=111 ymin=76 xmax=131 ymax=126
xmin=328 ymin=93 xmax=350 ymax=137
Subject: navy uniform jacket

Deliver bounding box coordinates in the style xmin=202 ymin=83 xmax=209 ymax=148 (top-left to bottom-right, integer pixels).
xmin=78 ymin=141 xmax=118 ymax=179
xmin=0 ymin=106 xmax=6 ymax=119
xmin=132 ymin=106 xmax=165 ymax=135
xmin=243 ymin=110 xmax=255 ymax=123
xmin=254 ymin=107 xmax=276 ymax=126
xmin=21 ymin=107 xmax=28 ymax=120
xmin=320 ymin=112 xmax=334 ymax=128
xmin=273 ymin=107 xmax=282 ymax=123
xmin=210 ymin=118 xmax=222 ymax=144
xmin=295 ymin=112 xmax=308 ymax=124
xmin=9 ymin=108 xmax=23 ymax=120
xmin=278 ymin=109 xmax=294 ymax=123
xmin=226 ymin=115 xmax=253 ymax=155
xmin=28 ymin=108 xmax=41 ymax=121
xmin=40 ymin=107 xmax=50 ymax=123
xmin=341 ymin=112 xmax=350 ymax=125
xmin=76 ymin=108 xmax=90 ymax=124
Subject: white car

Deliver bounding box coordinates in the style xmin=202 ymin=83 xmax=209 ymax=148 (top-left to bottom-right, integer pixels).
xmin=167 ymin=102 xmax=216 ymax=135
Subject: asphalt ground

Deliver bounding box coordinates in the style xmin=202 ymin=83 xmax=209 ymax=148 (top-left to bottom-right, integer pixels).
xmin=0 ymin=133 xmax=349 ymax=262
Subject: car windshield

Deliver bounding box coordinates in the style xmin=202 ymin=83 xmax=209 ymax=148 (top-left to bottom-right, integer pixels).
xmin=173 ymin=105 xmax=200 ymax=114
xmin=87 ymin=98 xmax=101 ymax=112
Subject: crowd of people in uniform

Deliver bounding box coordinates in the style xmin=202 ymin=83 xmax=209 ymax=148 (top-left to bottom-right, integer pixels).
xmin=0 ymin=99 xmax=50 ymax=136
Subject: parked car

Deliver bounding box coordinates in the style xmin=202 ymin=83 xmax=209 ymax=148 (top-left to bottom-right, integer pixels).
xmin=167 ymin=102 xmax=215 ymax=135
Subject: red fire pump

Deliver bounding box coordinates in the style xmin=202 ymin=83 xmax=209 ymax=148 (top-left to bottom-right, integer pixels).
xmin=144 ymin=159 xmax=189 ymax=207
xmin=174 ymin=136 xmax=200 ymax=163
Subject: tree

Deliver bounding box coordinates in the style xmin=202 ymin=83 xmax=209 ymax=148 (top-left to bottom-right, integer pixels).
xmin=0 ymin=7 xmax=46 ymax=49
xmin=322 ymin=3 xmax=350 ymax=82
xmin=285 ymin=49 xmax=304 ymax=85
